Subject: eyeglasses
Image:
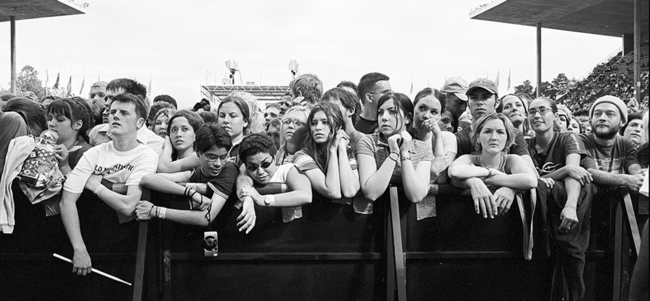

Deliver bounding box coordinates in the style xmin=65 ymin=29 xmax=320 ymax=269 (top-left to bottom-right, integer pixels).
xmin=282 ymin=118 xmax=306 ymax=127
xmin=528 ymin=107 xmax=551 ymax=117
xmin=204 ymin=153 xmax=228 ymax=163
xmin=246 ymin=157 xmax=274 ymax=172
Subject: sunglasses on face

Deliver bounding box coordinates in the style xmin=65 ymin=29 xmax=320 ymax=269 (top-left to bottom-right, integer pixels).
xmin=246 ymin=157 xmax=274 ymax=172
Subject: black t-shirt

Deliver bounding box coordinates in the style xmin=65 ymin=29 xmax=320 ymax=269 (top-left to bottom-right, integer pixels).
xmin=455 ymin=124 xmax=530 ymax=157
xmin=354 ymin=116 xmax=378 ymax=135
xmin=187 ymin=162 xmax=239 ymax=200
xmin=527 ymin=132 xmax=588 ymax=175
xmin=579 ymin=134 xmax=639 ymax=174
xmin=637 ymin=142 xmax=649 ymax=168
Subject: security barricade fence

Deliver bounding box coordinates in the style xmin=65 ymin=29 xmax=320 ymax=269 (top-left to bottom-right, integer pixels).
xmin=0 ymin=183 xmax=646 ymax=301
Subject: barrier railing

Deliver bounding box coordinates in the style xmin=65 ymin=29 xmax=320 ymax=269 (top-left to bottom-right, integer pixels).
xmin=1 ymin=183 xmax=646 ymax=301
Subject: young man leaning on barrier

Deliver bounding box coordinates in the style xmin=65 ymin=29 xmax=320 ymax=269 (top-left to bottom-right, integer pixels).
xmin=60 ymin=93 xmax=158 ymax=276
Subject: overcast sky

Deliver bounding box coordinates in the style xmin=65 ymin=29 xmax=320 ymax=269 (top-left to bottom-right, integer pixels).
xmin=0 ymin=0 xmax=621 ymax=108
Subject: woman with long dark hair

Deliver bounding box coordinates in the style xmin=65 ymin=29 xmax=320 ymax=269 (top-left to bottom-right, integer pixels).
xmin=293 ymin=102 xmax=358 ymax=199
xmin=356 ymin=92 xmax=432 ymax=203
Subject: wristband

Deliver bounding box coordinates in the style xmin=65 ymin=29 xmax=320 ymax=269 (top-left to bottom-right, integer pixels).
xmin=485 ymin=167 xmax=493 ymax=177
xmin=94 ymin=185 xmax=106 ymax=195
xmin=388 ymin=152 xmax=400 ymax=162
xmin=400 ymin=155 xmax=411 ymax=161
xmin=149 ymin=206 xmax=156 ymax=218
xmin=158 ymin=207 xmax=167 ymax=219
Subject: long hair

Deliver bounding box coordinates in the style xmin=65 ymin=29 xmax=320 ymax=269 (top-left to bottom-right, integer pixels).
xmin=217 ymin=95 xmax=251 ymax=134
xmin=167 ymin=110 xmax=204 ymax=158
xmin=4 ymin=97 xmax=47 ymax=136
xmin=376 ymin=92 xmax=414 ymax=138
xmin=301 ymin=102 xmax=345 ymax=172
xmin=48 ymin=97 xmax=94 ymax=143
xmin=472 ymin=113 xmax=516 ymax=153
xmin=497 ymin=94 xmax=532 ymax=137
xmin=411 ymin=87 xmax=445 ymax=137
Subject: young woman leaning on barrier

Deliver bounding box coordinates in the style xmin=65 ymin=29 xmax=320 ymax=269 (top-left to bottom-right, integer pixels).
xmin=292 ymin=102 xmax=359 ymax=200
xmin=448 ymin=113 xmax=537 ymax=219
xmin=356 ymin=92 xmax=432 ymax=203
xmin=410 ymin=88 xmax=457 ymax=184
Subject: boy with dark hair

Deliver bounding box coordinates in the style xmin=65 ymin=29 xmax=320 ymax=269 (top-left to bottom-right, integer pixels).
xmin=60 ymin=93 xmax=159 ymax=276
xmin=356 ymin=72 xmax=391 ymax=134
xmin=136 ymin=124 xmax=253 ymax=231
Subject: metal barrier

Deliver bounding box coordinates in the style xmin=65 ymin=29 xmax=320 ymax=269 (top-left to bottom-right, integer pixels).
xmin=1 ymin=183 xmax=646 ymax=301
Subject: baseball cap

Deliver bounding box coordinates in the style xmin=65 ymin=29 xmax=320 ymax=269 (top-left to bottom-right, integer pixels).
xmin=466 ymin=78 xmax=498 ymax=96
xmin=441 ymin=77 xmax=468 ymax=101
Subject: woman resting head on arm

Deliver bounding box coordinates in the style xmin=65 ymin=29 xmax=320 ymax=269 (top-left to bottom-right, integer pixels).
xmin=157 ymin=110 xmax=203 ymax=173
xmin=448 ymin=113 xmax=538 ymax=218
xmin=411 ymin=87 xmax=457 ymax=183
xmin=47 ymin=98 xmax=94 ymax=175
xmin=293 ymin=102 xmax=356 ymax=199
xmin=356 ymin=92 xmax=432 ymax=203
xmin=217 ymin=95 xmax=251 ymax=166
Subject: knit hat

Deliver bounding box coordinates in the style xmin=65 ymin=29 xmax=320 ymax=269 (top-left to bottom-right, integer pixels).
xmin=589 ymin=95 xmax=628 ymax=125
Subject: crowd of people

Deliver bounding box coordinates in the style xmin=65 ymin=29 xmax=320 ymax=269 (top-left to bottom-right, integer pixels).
xmin=559 ymin=43 xmax=649 ymax=114
xmin=0 ymin=71 xmax=648 ymax=301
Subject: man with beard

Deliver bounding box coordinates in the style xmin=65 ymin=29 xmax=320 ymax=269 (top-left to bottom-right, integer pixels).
xmin=580 ymin=96 xmax=644 ymax=192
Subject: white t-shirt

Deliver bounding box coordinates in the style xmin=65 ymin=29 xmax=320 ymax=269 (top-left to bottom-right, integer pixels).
xmin=436 ymin=131 xmax=458 ymax=156
xmin=63 ymin=142 xmax=158 ymax=194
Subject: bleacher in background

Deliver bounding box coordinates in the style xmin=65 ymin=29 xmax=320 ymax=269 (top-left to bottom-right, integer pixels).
xmin=559 ymin=40 xmax=649 ymax=113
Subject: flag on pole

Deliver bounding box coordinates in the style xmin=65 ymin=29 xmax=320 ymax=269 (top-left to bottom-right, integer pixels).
xmin=66 ymin=76 xmax=72 ymax=96
xmin=53 ymin=72 xmax=60 ymax=89
xmin=409 ymin=76 xmax=413 ymax=94
xmin=495 ymin=69 xmax=500 ymax=88
xmin=79 ymin=75 xmax=85 ymax=96
xmin=45 ymin=68 xmax=49 ymax=87
xmin=507 ymin=67 xmax=512 ymax=91
xmin=148 ymin=79 xmax=152 ymax=96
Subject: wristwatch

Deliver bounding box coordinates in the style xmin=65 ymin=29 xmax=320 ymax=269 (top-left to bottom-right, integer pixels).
xmin=264 ymin=196 xmax=272 ymax=206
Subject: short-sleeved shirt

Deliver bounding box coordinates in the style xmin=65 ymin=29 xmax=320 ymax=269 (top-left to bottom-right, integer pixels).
xmin=527 ymin=132 xmax=588 ymax=176
xmin=455 ymin=124 xmax=530 ymax=157
xmin=63 ymin=142 xmax=159 ymax=194
xmin=187 ymin=163 xmax=238 ymax=200
xmin=432 ymin=131 xmax=457 ymax=156
xmin=354 ymin=117 xmax=377 ymax=135
xmin=356 ymin=132 xmax=433 ymax=184
xmin=580 ymin=134 xmax=639 ymax=174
